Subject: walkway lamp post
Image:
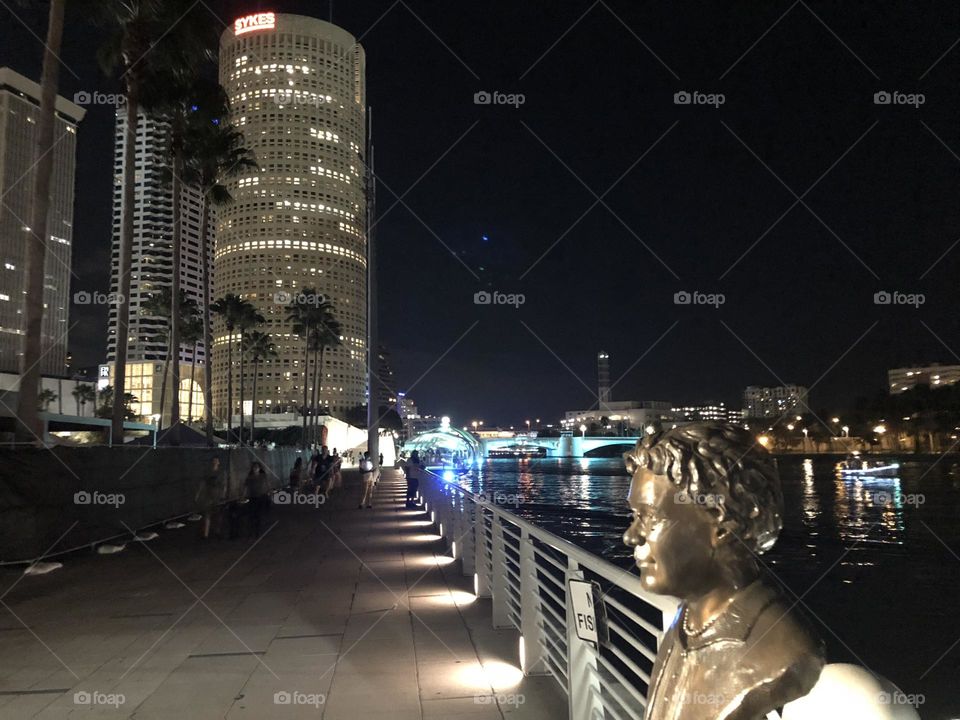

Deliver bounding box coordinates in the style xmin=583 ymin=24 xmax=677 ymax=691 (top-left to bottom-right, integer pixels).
xmin=580 ymin=424 xmax=587 ymax=438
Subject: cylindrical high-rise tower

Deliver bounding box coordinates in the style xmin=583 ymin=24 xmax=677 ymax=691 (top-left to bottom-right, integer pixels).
xmin=217 ymin=12 xmax=367 ymax=423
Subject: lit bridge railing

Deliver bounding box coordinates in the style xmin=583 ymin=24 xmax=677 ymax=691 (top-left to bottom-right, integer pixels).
xmin=418 ymin=470 xmax=679 ymax=720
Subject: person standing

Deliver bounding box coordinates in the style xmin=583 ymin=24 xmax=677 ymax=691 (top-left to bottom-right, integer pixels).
xmin=245 ymin=461 xmax=270 ymax=538
xmin=198 ymin=457 xmax=223 ymax=539
xmin=403 ymin=451 xmax=423 ymax=508
xmin=289 ymin=457 xmax=303 ymax=491
xmin=358 ymin=452 xmax=376 ymax=508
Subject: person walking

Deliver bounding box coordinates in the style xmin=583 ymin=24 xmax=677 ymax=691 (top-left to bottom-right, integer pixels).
xmin=331 ymin=449 xmax=343 ymax=494
xmin=358 ymin=452 xmax=376 ymax=508
xmin=403 ymin=450 xmax=424 ymax=508
xmin=314 ymin=446 xmax=332 ymax=498
xmin=245 ymin=461 xmax=270 ymax=538
xmin=198 ymin=457 xmax=223 ymax=539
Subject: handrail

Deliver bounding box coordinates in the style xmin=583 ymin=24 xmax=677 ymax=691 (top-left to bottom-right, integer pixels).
xmin=418 ymin=468 xmax=679 ymax=719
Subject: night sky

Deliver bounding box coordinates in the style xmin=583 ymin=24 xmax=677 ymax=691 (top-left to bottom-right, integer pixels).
xmin=4 ymin=1 xmax=960 ymax=427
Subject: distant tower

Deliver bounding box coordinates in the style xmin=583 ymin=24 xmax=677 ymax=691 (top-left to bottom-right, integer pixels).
xmin=598 ymin=351 xmax=611 ymax=405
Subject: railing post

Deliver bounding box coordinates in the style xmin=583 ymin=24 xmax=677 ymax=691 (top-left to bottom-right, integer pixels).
xmin=451 ymin=492 xmax=464 ymax=561
xmin=474 ymin=503 xmax=490 ymax=597
xmin=459 ymin=497 xmax=475 ymax=577
xmin=490 ymin=513 xmax=511 ymax=628
xmin=565 ymin=559 xmax=604 ymax=719
xmin=519 ymin=528 xmax=548 ymax=675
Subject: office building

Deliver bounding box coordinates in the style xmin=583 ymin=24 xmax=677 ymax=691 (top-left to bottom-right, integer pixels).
xmin=103 ymin=111 xmax=211 ymax=421
xmin=562 ymin=400 xmax=674 ymax=432
xmin=0 ymin=68 xmax=84 ymax=374
xmin=888 ymin=364 xmax=960 ymax=394
xmin=743 ymin=384 xmax=809 ymax=419
xmin=216 ymin=12 xmax=368 ymax=420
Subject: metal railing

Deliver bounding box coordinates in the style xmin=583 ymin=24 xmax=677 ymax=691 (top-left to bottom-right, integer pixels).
xmin=418 ymin=470 xmax=679 ymax=720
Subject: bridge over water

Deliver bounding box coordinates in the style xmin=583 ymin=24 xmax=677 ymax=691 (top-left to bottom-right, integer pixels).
xmin=403 ymin=426 xmax=639 ymax=459
xmin=479 ymin=434 xmax=639 ymax=458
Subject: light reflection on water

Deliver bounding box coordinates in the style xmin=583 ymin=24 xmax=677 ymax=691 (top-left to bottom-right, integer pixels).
xmin=458 ymin=455 xmax=938 ymax=562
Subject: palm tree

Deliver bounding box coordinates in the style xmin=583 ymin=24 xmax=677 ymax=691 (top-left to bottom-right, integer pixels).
xmin=154 ymin=76 xmax=221 ymax=434
xmin=37 ymin=389 xmax=58 ymax=412
xmin=210 ymin=294 xmax=259 ymax=443
xmin=72 ymin=383 xmax=97 ymax=417
xmin=15 ymin=0 xmax=66 ymax=442
xmin=286 ymin=290 xmax=332 ymax=449
xmin=183 ymin=113 xmax=257 ymax=444
xmin=182 ymin=315 xmax=203 ymax=423
xmin=96 ymin=0 xmax=204 ymax=443
xmin=96 ymin=385 xmax=139 ymax=421
xmin=141 ymin=288 xmax=198 ymax=431
xmin=309 ymin=312 xmax=342 ymax=444
xmin=235 ymin=303 xmax=265 ymax=445
xmin=243 ymin=331 xmax=277 ymax=443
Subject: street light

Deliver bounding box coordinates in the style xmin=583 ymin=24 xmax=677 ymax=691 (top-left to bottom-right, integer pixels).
xmin=579 ymin=424 xmax=587 ymax=438
xmin=842 ymin=425 xmax=850 ymax=437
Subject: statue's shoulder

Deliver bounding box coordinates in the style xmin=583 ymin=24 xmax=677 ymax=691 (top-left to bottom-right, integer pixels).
xmin=744 ymin=584 xmax=825 ymax=695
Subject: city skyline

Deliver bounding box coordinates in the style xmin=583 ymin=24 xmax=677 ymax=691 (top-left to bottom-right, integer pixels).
xmin=4 ymin=1 xmax=960 ymax=426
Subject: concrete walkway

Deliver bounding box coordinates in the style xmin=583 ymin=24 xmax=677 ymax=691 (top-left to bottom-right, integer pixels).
xmin=0 ymin=470 xmax=567 ymax=719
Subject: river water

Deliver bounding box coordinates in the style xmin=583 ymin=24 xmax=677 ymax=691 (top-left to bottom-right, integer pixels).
xmin=454 ymin=455 xmax=960 ymax=718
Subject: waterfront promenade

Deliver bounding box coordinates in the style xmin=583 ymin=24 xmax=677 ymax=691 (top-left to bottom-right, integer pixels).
xmin=0 ymin=469 xmax=566 ymax=719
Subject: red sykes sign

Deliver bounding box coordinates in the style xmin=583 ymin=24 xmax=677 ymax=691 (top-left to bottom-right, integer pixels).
xmin=234 ymin=12 xmax=276 ymax=35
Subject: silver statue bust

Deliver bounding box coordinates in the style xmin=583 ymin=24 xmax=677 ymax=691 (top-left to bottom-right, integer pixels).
xmin=623 ymin=422 xmax=824 ymax=720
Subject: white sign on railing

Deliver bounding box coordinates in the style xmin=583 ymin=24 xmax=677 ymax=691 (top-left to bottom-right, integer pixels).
xmin=569 ymin=579 xmax=607 ymax=646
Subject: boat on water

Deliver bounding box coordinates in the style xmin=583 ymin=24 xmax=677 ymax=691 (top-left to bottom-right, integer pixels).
xmin=837 ymin=453 xmax=900 ymax=478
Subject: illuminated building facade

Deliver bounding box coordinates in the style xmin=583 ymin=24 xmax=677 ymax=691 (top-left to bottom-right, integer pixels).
xmin=103 ymin=111 xmax=210 ymax=423
xmin=673 ymin=403 xmax=744 ymax=426
xmin=217 ymin=12 xmax=367 ymax=420
xmin=743 ymin=384 xmax=809 ymax=419
xmin=0 ymin=68 xmax=84 ymax=374
xmin=562 ymin=400 xmax=674 ymax=432
xmin=888 ymin=364 xmax=960 ymax=394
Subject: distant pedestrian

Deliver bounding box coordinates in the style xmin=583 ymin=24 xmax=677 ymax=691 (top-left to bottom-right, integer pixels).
xmin=289 ymin=457 xmax=303 ymax=491
xmin=245 ymin=461 xmax=270 ymax=537
xmin=333 ymin=449 xmax=343 ymax=486
xmin=197 ymin=457 xmax=223 ymax=539
xmin=315 ymin=446 xmax=332 ymax=497
xmin=403 ymin=451 xmax=424 ymax=508
xmin=378 ymin=452 xmax=384 ymax=467
xmin=358 ymin=452 xmax=376 ymax=508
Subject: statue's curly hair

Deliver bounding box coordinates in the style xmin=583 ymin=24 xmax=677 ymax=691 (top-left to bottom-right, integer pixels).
xmin=624 ymin=422 xmax=783 ymax=554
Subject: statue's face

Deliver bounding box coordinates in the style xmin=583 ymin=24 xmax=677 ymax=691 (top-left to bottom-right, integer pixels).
xmin=623 ymin=468 xmax=720 ymax=598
